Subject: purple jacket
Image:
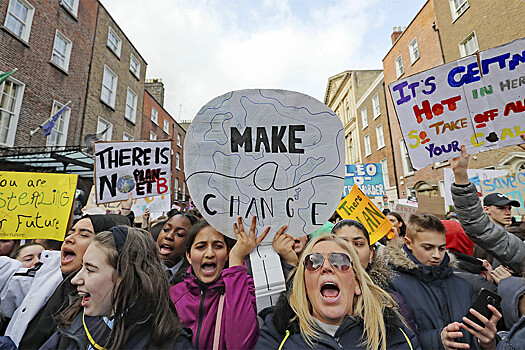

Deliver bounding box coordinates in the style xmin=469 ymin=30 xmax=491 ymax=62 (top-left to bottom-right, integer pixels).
xmin=169 ymin=265 xmax=258 ymax=350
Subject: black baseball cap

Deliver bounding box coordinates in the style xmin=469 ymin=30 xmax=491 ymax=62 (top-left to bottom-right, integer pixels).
xmin=483 ymin=193 xmax=521 ymax=208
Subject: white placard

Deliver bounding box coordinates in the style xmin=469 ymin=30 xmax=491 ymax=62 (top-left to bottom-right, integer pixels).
xmin=184 ymin=89 xmax=345 ymax=241
xmin=131 ymin=195 xmax=171 ymax=217
xmin=94 ymin=141 xmax=172 ymax=204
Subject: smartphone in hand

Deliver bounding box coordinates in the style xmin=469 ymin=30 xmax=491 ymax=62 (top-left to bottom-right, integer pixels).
xmin=465 ymin=288 xmax=501 ymax=327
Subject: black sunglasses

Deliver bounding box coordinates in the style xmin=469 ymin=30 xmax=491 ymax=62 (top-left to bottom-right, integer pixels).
xmin=304 ymin=252 xmax=352 ymax=272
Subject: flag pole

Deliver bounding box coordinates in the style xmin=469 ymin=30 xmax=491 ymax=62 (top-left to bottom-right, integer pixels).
xmin=30 ymin=100 xmax=72 ymax=137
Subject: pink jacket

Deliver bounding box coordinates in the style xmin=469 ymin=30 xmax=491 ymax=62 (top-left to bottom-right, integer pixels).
xmin=169 ymin=265 xmax=259 ymax=350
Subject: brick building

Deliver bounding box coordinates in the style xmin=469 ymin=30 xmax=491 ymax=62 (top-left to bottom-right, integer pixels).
xmin=81 ymin=3 xmax=147 ymax=144
xmin=354 ymin=72 xmax=398 ymax=209
xmin=0 ymin=0 xmax=98 ymax=148
xmin=142 ymin=83 xmax=188 ymax=207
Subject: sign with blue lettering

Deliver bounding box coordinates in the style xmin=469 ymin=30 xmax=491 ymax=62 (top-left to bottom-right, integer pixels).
xmin=389 ymin=37 xmax=525 ymax=170
xmin=480 ymin=171 xmax=525 ymax=215
xmin=343 ymin=163 xmax=385 ymax=197
xmin=184 ymin=89 xmax=345 ymax=240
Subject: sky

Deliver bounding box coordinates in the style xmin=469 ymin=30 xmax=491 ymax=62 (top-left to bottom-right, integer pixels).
xmin=102 ymin=0 xmax=427 ymax=122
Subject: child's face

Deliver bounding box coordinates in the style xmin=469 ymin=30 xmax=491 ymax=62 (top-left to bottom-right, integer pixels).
xmin=16 ymin=245 xmax=44 ymax=268
xmin=405 ymin=230 xmax=446 ymax=266
xmin=334 ymin=225 xmax=372 ymax=269
xmin=187 ymin=226 xmax=228 ymax=284
xmin=61 ymin=218 xmax=95 ymax=274
xmin=157 ymin=215 xmax=193 ymax=268
xmin=71 ymin=243 xmax=117 ymax=317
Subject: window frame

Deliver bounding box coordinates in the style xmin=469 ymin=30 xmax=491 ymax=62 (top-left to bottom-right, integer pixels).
xmin=107 ymin=26 xmax=122 ymax=57
xmin=395 ymin=55 xmax=404 ymax=78
xmin=97 ymin=116 xmax=113 ymax=141
xmin=177 ymin=133 xmax=181 ymax=147
xmin=176 ymin=152 xmax=181 ymax=169
xmin=151 ymin=107 xmax=158 ymax=124
xmin=400 ymin=139 xmax=414 ymax=176
xmin=449 ymin=0 xmax=469 ymax=21
xmin=380 ymin=158 xmax=390 ymax=188
xmin=376 ymin=124 xmax=385 ymax=150
xmin=125 ymin=88 xmax=138 ymax=123
xmin=4 ymin=0 xmax=35 ymax=43
xmin=409 ymin=37 xmax=419 ymax=64
xmin=459 ymin=31 xmax=479 ymax=57
xmin=123 ymin=132 xmax=134 ymax=141
xmin=372 ymin=93 xmax=380 ymax=119
xmin=46 ymin=100 xmax=71 ymax=147
xmin=101 ymin=65 xmax=118 ymax=108
xmin=150 ymin=131 xmax=157 ymax=140
xmin=0 ymin=74 xmax=25 ymax=147
xmin=129 ymin=53 xmax=141 ymax=78
xmin=60 ymin=0 xmax=78 ymax=17
xmin=361 ymin=106 xmax=368 ymax=129
xmin=163 ymin=119 xmax=170 ymax=134
xmin=364 ymin=134 xmax=371 ymax=157
xmin=50 ymin=29 xmax=73 ymax=72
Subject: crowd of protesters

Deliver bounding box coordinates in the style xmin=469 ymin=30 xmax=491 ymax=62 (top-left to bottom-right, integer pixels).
xmin=0 ymin=137 xmax=524 ymax=349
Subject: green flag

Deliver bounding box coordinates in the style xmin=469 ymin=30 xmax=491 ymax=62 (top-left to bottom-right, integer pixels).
xmin=0 ymin=70 xmax=16 ymax=85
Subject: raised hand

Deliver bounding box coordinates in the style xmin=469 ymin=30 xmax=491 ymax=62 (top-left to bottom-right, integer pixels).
xmin=230 ymin=216 xmax=270 ymax=267
xmin=272 ymin=225 xmax=298 ymax=266
xmin=461 ymin=305 xmax=502 ymax=350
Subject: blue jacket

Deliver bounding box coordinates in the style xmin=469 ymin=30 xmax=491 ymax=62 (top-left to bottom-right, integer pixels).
xmin=255 ymin=292 xmax=420 ymax=350
xmin=497 ymin=315 xmax=525 ymax=350
xmin=387 ymin=243 xmax=477 ymax=350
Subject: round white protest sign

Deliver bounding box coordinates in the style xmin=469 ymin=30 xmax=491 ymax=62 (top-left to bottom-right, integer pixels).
xmin=184 ymin=89 xmax=345 ymax=240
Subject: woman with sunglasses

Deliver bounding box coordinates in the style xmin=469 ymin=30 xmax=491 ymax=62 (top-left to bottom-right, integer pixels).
xmin=255 ymin=234 xmax=420 ymax=350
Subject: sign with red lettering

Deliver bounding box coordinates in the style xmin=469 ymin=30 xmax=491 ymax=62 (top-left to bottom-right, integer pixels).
xmin=94 ymin=141 xmax=172 ymax=204
xmin=389 ymin=37 xmax=525 ymax=170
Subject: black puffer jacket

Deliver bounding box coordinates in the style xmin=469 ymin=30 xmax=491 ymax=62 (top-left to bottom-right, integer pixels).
xmin=255 ymin=292 xmax=420 ymax=350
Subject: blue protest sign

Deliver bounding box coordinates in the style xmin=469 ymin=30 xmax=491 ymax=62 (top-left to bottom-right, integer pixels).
xmin=343 ymin=163 xmax=385 ymax=197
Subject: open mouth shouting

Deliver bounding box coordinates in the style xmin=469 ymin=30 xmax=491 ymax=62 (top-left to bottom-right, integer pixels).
xmin=201 ymin=261 xmax=217 ymax=277
xmin=320 ymin=281 xmax=341 ymax=303
xmin=78 ymin=290 xmax=91 ymax=307
xmin=61 ymin=247 xmax=77 ymax=265
xmin=159 ymin=243 xmax=174 ymax=256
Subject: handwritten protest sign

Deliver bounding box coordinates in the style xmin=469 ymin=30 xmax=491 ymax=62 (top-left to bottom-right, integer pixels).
xmin=443 ymin=168 xmax=507 ymax=207
xmin=390 ymin=37 xmax=525 ymax=170
xmin=94 ymin=141 xmax=172 ymax=204
xmin=395 ymin=198 xmax=419 ymax=223
xmin=132 ymin=195 xmax=171 ymax=221
xmin=343 ymin=163 xmax=385 ymax=197
xmin=184 ymin=89 xmax=345 ymax=240
xmin=0 ymin=172 xmax=77 ymax=240
xmin=337 ymin=184 xmax=392 ymax=244
xmin=480 ymin=171 xmax=525 ymax=215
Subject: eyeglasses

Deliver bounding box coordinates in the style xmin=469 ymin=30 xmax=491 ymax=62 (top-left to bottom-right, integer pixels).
xmin=304 ymin=253 xmax=352 ymax=272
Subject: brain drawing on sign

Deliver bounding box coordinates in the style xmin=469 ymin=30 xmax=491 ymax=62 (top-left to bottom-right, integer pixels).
xmin=185 ymin=89 xmax=345 ymax=240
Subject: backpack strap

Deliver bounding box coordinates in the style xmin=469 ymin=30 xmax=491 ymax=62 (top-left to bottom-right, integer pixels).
xmin=212 ymin=293 xmax=226 ymax=350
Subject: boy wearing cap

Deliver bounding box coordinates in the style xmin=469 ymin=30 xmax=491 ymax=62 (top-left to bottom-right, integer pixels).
xmin=483 ymin=193 xmax=520 ymax=228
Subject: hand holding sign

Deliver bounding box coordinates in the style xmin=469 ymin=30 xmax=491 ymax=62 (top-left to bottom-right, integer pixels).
xmin=230 ymin=216 xmax=270 ymax=267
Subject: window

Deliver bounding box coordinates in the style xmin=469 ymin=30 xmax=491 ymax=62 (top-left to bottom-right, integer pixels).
xmin=123 ymin=132 xmax=134 ymax=141
xmin=0 ymin=76 xmax=25 ymax=147
xmin=46 ymin=101 xmax=71 ymax=147
xmin=60 ymin=0 xmax=78 ymax=16
xmin=125 ymin=88 xmax=137 ymax=123
xmin=129 ymin=54 xmax=140 ymax=78
xmin=439 ymin=180 xmax=446 ymax=197
xmin=407 ymin=187 xmax=417 ymax=198
xmin=459 ymin=31 xmax=479 ymax=57
xmin=177 ymin=133 xmax=182 ymax=146
xmin=174 ymin=178 xmax=179 ymax=199
xmin=101 ymin=66 xmax=118 ymax=108
xmin=361 ymin=107 xmax=368 ymax=129
xmin=150 ymin=131 xmax=157 ymax=140
xmin=376 ymin=124 xmax=385 ymax=149
xmin=97 ymin=117 xmax=113 ymax=141
xmin=395 ymin=55 xmax=404 ymax=78
xmin=51 ymin=30 xmax=72 ymax=71
xmin=372 ymin=94 xmax=380 ymax=119
xmin=4 ymin=0 xmax=35 ymax=42
xmin=163 ymin=120 xmax=170 ymax=134
xmin=176 ymin=152 xmax=181 ymax=169
xmin=400 ymin=140 xmax=414 ymax=175
xmin=409 ymin=38 xmax=419 ymax=64
xmin=182 ymin=184 xmax=186 ymax=202
xmin=364 ymin=135 xmax=371 ymax=157
xmin=345 ymin=135 xmax=352 ymax=164
xmin=151 ymin=107 xmax=158 ymax=124
xmin=449 ymin=0 xmax=469 ymax=20
xmin=380 ymin=159 xmax=390 ymax=188
xmin=107 ymin=27 xmax=122 ymax=57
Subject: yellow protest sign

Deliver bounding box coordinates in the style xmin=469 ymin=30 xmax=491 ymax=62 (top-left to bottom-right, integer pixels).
xmin=0 ymin=171 xmax=78 ymax=240
xmin=336 ymin=184 xmax=393 ymax=244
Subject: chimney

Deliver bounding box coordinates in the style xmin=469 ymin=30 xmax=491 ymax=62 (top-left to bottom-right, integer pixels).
xmin=145 ymin=79 xmax=165 ymax=107
xmin=391 ymin=26 xmax=405 ymax=44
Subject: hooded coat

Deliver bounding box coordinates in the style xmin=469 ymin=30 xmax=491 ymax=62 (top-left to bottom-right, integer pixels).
xmin=386 ymin=243 xmax=478 ymax=350
xmin=255 ymin=292 xmax=420 ymax=350
xmin=498 ymin=276 xmax=525 ymax=330
xmin=169 ymin=265 xmax=259 ymax=350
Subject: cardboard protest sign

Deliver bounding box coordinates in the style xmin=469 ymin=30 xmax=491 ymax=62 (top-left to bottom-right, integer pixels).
xmin=343 ymin=163 xmax=385 ymax=197
xmin=395 ymin=198 xmax=419 ymax=223
xmin=337 ymin=184 xmax=393 ymax=244
xmin=0 ymin=171 xmax=77 ymax=240
xmin=94 ymin=141 xmax=172 ymax=204
xmin=390 ymin=37 xmax=525 ymax=170
xmin=443 ymin=168 xmax=507 ymax=207
xmin=417 ymin=194 xmax=446 ymax=219
xmin=480 ymin=171 xmax=525 ymax=215
xmin=184 ymin=89 xmax=345 ymax=240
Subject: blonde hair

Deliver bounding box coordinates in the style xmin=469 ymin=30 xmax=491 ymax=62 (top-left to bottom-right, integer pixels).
xmin=289 ymin=234 xmax=400 ymax=350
